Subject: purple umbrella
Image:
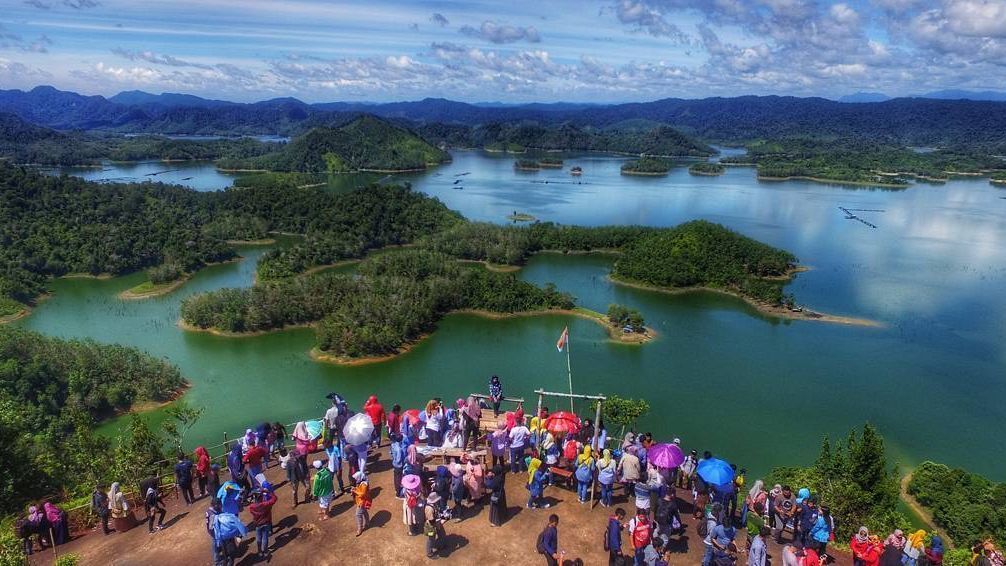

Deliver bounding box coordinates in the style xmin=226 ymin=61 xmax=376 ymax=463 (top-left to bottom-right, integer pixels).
xmin=647 ymin=443 xmax=685 ymax=469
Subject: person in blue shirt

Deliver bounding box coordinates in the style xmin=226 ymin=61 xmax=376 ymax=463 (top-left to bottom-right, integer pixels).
xmin=174 ymin=452 xmax=195 ymax=505
xmin=390 ymin=433 xmax=406 ymax=497
xmin=538 ymin=514 xmax=562 ymax=566
xmin=797 ymin=495 xmax=819 ymax=548
xmin=324 ymin=439 xmax=345 ymax=494
xmin=606 ymin=508 xmax=626 ymax=565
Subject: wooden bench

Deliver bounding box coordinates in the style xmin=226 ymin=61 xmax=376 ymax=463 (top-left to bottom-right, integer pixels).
xmin=549 ymin=466 xmax=575 ymax=489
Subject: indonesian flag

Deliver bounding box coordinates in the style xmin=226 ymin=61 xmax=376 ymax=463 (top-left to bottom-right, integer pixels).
xmin=556 ymin=326 xmax=569 ymax=352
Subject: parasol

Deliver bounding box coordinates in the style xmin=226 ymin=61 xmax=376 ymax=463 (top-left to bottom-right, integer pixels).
xmin=648 ymin=443 xmax=686 ymax=469
xmin=343 ymin=413 xmax=375 ymax=446
xmin=544 ymin=411 xmax=581 ymax=436
xmin=697 ymin=457 xmax=735 ymax=486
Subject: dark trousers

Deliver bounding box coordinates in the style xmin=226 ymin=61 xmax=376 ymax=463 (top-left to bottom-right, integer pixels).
xmin=198 ymin=476 xmax=208 ymax=496
xmin=179 ymin=481 xmax=195 ymax=504
xmin=545 ymin=554 xmax=558 ymax=566
xmin=492 ymin=401 xmax=501 ymax=416
xmin=393 ymin=468 xmax=403 ymax=496
xmin=147 ymin=505 xmax=166 ymax=531
xmin=462 ymin=422 xmax=480 ymax=451
xmin=97 ymin=510 xmax=110 ymax=534
xmin=256 ymin=524 xmax=272 ymax=553
xmin=492 ymin=454 xmax=506 ymax=469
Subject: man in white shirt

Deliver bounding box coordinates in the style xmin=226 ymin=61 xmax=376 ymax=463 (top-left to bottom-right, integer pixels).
xmin=508 ymin=421 xmax=530 ymax=473
xmin=325 ymin=398 xmax=340 ymax=439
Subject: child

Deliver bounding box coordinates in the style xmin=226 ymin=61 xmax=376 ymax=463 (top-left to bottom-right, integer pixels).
xmin=311 ymin=460 xmax=333 ymax=520
xmin=325 ymin=439 xmax=346 ymax=493
xmin=352 ymin=471 xmax=372 ymax=536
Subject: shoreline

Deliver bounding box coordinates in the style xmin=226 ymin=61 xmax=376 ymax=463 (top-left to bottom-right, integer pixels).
xmin=61 ymin=272 xmax=115 ymax=280
xmin=0 ymin=306 xmax=30 ymax=324
xmin=114 ymin=381 xmax=191 ymax=417
xmin=226 ymin=238 xmax=277 ymax=246
xmin=621 ymin=169 xmax=669 ymax=177
xmin=177 ymin=318 xmax=315 ymax=337
xmin=118 ymin=274 xmax=192 ymax=300
xmin=608 ymin=274 xmax=882 ymax=328
xmin=757 ymin=174 xmax=909 ymax=189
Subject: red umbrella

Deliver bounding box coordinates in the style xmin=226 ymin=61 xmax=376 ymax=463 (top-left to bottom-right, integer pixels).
xmin=404 ymin=409 xmax=421 ymax=425
xmin=544 ymin=411 xmax=581 ymax=436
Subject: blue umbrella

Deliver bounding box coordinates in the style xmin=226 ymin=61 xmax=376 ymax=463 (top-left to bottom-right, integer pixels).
xmin=697 ymin=458 xmax=734 ymax=486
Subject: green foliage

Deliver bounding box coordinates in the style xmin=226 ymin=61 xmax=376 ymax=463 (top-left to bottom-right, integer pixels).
xmin=621 ymin=157 xmax=673 ymax=174
xmin=147 ymin=263 xmax=184 ymax=285
xmin=689 ymin=162 xmax=725 ymax=175
xmin=944 ymin=549 xmax=973 ymax=566
xmin=613 ymin=220 xmax=796 ymax=305
xmin=427 ymin=122 xmax=713 ymax=156
xmin=514 ymin=159 xmax=540 ymax=170
xmin=113 ymin=414 xmax=167 ymax=486
xmin=0 ymin=297 xmax=23 ymax=317
xmin=0 ymin=327 xmax=186 ymax=515
xmin=767 ymin=424 xmax=904 ymax=542
xmin=606 ymin=304 xmax=645 ymax=331
xmin=231 ymin=171 xmax=325 ymax=189
xmin=219 ymin=115 xmax=449 ymax=172
xmin=183 ymin=249 xmax=573 ymax=358
xmin=907 ymin=461 xmax=1006 ymax=546
xmin=723 ymin=138 xmax=1006 ymax=186
xmin=0 ymin=519 xmax=25 ymax=566
xmin=162 ymin=400 xmax=205 ymax=452
xmin=54 ymin=554 xmax=79 ymax=566
xmin=201 ymin=213 xmax=269 ymax=242
xmin=597 ymin=396 xmax=650 ymax=430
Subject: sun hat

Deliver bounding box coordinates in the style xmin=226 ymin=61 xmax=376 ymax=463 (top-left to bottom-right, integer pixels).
xmin=427 ymin=492 xmax=441 ymax=505
xmin=402 ymin=474 xmax=421 ymax=490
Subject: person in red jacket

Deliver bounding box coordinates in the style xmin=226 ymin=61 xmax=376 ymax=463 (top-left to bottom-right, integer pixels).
xmin=243 ymin=444 xmax=268 ymax=488
xmin=851 ymin=527 xmax=871 ymax=566
xmin=363 ymin=395 xmax=386 ymax=447
xmin=862 ymin=536 xmax=882 ymax=566
xmin=248 ymin=487 xmax=277 ymax=558
xmin=194 ymin=446 xmax=211 ymax=498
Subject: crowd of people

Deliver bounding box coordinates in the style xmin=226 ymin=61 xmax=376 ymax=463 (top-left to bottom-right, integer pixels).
xmin=14 ymin=374 xmax=1004 ymax=566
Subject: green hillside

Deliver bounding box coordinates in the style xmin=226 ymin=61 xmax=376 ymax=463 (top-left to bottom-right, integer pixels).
xmin=220 ymin=115 xmax=450 ymax=173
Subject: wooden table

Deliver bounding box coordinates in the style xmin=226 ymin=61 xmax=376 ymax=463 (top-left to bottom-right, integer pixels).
xmin=417 ymin=447 xmax=487 ymax=469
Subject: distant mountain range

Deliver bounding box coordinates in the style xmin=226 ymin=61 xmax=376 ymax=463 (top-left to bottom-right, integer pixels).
xmin=838 ymin=90 xmax=1006 ymax=103
xmin=3 ymin=85 xmax=1006 ymax=146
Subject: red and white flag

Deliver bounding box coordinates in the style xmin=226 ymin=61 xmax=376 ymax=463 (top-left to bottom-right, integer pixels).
xmin=556 ymin=326 xmax=569 ymax=352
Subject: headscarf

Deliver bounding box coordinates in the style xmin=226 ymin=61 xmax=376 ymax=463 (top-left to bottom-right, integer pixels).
xmin=600 ymin=449 xmax=613 ymax=468
xmin=530 ymin=416 xmax=540 ymax=432
xmin=449 ymin=463 xmax=463 ymax=478
xmin=527 ymin=458 xmax=542 ymax=484
xmin=406 ymin=443 xmax=419 ymax=466
xmin=466 ymin=396 xmax=482 ymax=422
xmin=796 ymin=487 xmax=811 ymax=504
xmin=108 ymin=483 xmax=121 ymax=506
xmin=436 ymin=465 xmax=449 ymax=480
xmin=195 ymin=446 xmax=211 ymax=474
xmin=622 ymin=432 xmax=636 ymax=449
xmin=886 ymin=529 xmax=906 ymax=549
xmin=748 ymin=479 xmax=765 ymax=501
xmin=855 ymin=526 xmax=870 ymax=544
xmin=456 ymin=398 xmax=466 ymax=410
xmin=907 ymin=530 xmax=926 ymax=551
xmin=292 ymin=421 xmax=309 ymax=441
xmin=44 ymin=502 xmax=61 ymax=523
xmin=930 ymin=535 xmax=944 ymax=554
xmin=244 ymin=428 xmax=256 ymax=446
xmin=541 ymin=432 xmax=555 ymax=450
xmin=577 ymin=445 xmax=594 ymax=467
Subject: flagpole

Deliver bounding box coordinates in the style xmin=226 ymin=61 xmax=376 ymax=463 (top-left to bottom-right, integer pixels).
xmin=566 ymin=330 xmax=574 ymax=412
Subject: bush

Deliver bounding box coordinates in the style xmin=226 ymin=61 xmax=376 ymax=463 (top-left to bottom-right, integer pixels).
xmin=147 ymin=263 xmax=184 ymax=285
xmin=607 ymin=304 xmax=645 ymax=332
xmin=54 ymin=554 xmax=79 ymax=566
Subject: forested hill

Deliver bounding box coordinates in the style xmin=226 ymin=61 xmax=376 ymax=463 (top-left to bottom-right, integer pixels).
xmin=5 ymin=86 xmax=1006 ymax=147
xmin=217 ymin=115 xmax=450 ymax=172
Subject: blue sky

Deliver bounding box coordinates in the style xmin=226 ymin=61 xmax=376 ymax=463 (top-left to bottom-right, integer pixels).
xmin=1 ymin=0 xmax=1004 ymax=102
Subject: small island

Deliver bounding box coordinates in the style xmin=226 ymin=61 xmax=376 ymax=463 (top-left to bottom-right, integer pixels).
xmin=992 ymin=172 xmax=1006 ymax=186
xmin=507 ymin=212 xmax=536 ymax=222
xmin=621 ymin=157 xmax=673 ymax=176
xmin=120 ymin=264 xmax=190 ymax=300
xmin=539 ymin=157 xmax=564 ymax=168
xmin=514 ymin=159 xmax=541 ymax=171
xmin=689 ymin=162 xmax=726 ymax=176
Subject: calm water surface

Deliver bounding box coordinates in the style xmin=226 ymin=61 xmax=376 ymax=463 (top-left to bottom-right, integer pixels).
xmin=25 ymin=151 xmax=1006 ymax=480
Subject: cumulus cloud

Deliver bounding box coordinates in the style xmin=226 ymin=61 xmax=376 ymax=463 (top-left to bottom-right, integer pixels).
xmin=430 ymin=13 xmax=449 ymax=27
xmin=459 ymin=21 xmax=541 ymax=44
xmin=24 ymin=0 xmax=51 ymax=9
xmin=0 ymin=25 xmax=53 ymax=54
xmin=0 ymin=57 xmax=51 ymax=80
xmin=611 ymin=0 xmax=691 ymax=42
xmin=63 ymin=0 xmax=99 ymax=8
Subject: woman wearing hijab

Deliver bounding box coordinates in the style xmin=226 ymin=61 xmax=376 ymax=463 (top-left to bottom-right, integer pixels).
xmin=490 ymin=421 xmax=509 ymax=469
xmin=404 ymin=442 xmax=424 ymax=478
xmin=488 ymin=375 xmax=503 ymax=416
xmin=902 ymin=530 xmax=926 ymax=566
xmin=241 ymin=429 xmax=256 ymax=453
xmin=449 ymin=462 xmax=467 ymax=521
xmin=434 ymin=465 xmax=451 ymax=509
xmin=194 ymin=446 xmax=211 ymax=498
xmin=26 ymin=505 xmax=47 ymax=552
xmin=885 ymin=529 xmax=906 ymax=550
xmin=485 ymin=465 xmax=507 ymax=527
xmin=810 ymin=505 xmax=834 ymax=555
xmin=528 ymin=416 xmax=541 ymax=455
xmin=574 ymin=445 xmax=595 ymax=504
xmin=108 ymin=482 xmax=134 ymax=533
xmin=402 ymin=476 xmax=424 ymax=536
xmin=227 ymin=442 xmax=246 ymax=489
xmin=461 ymin=396 xmax=482 ymax=451
xmin=597 ymin=449 xmax=617 ymax=507
xmin=925 ymin=533 xmax=945 ymax=566
xmin=217 ymin=480 xmax=244 ymax=515
xmin=463 ymin=453 xmax=485 ymax=502
xmin=43 ymin=502 xmax=69 ymax=545
xmin=541 ymin=431 xmax=559 ymax=478
xmin=744 ymin=479 xmax=767 ymax=528
xmin=527 ymin=457 xmax=550 ymax=509
xmin=311 ymin=459 xmax=334 ymax=520
xmin=851 ymin=526 xmax=871 ymax=566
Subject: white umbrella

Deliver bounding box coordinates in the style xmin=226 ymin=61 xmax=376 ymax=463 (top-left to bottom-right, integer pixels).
xmin=343 ymin=413 xmax=375 ymax=446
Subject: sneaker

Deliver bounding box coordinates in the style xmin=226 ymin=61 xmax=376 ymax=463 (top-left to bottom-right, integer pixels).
xmin=543 ymin=503 xmax=551 ymax=509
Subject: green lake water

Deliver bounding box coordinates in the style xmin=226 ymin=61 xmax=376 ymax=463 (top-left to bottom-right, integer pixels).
xmin=20 ymin=150 xmax=1006 ymax=481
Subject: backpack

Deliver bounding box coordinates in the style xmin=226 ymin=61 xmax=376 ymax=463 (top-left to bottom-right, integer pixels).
xmin=407 ymin=492 xmax=419 ymax=509
xmin=632 ymin=516 xmax=652 ymax=549
xmin=563 ymin=441 xmax=578 ymax=461
xmin=575 ymin=462 xmax=593 ymax=482
xmin=697 ymin=517 xmax=711 ymax=538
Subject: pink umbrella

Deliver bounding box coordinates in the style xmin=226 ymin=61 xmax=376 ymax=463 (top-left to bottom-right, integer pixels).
xmin=648 ymin=443 xmax=685 ymax=469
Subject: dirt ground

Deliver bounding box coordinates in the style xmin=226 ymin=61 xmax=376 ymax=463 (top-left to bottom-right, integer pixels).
xmin=32 ymin=447 xmax=854 ymax=566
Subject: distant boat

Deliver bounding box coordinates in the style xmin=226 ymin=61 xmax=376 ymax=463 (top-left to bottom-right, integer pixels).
xmin=570 ymin=166 xmax=583 ymax=176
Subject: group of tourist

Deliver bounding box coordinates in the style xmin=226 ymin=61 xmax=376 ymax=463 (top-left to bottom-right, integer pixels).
xmin=18 ymin=374 xmax=1003 ymax=566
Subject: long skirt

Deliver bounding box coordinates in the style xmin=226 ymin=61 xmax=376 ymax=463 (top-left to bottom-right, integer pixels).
xmin=488 ymin=490 xmax=507 ymax=526
xmin=112 ymin=511 xmax=137 ymax=533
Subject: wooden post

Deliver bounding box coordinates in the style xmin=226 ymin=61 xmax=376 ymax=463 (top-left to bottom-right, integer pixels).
xmin=589 ymin=398 xmax=602 ymax=508
xmin=536 ymin=392 xmax=543 ymax=422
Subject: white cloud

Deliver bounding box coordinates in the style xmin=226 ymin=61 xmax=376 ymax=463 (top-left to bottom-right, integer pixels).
xmin=459 ymin=21 xmax=542 ymax=44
